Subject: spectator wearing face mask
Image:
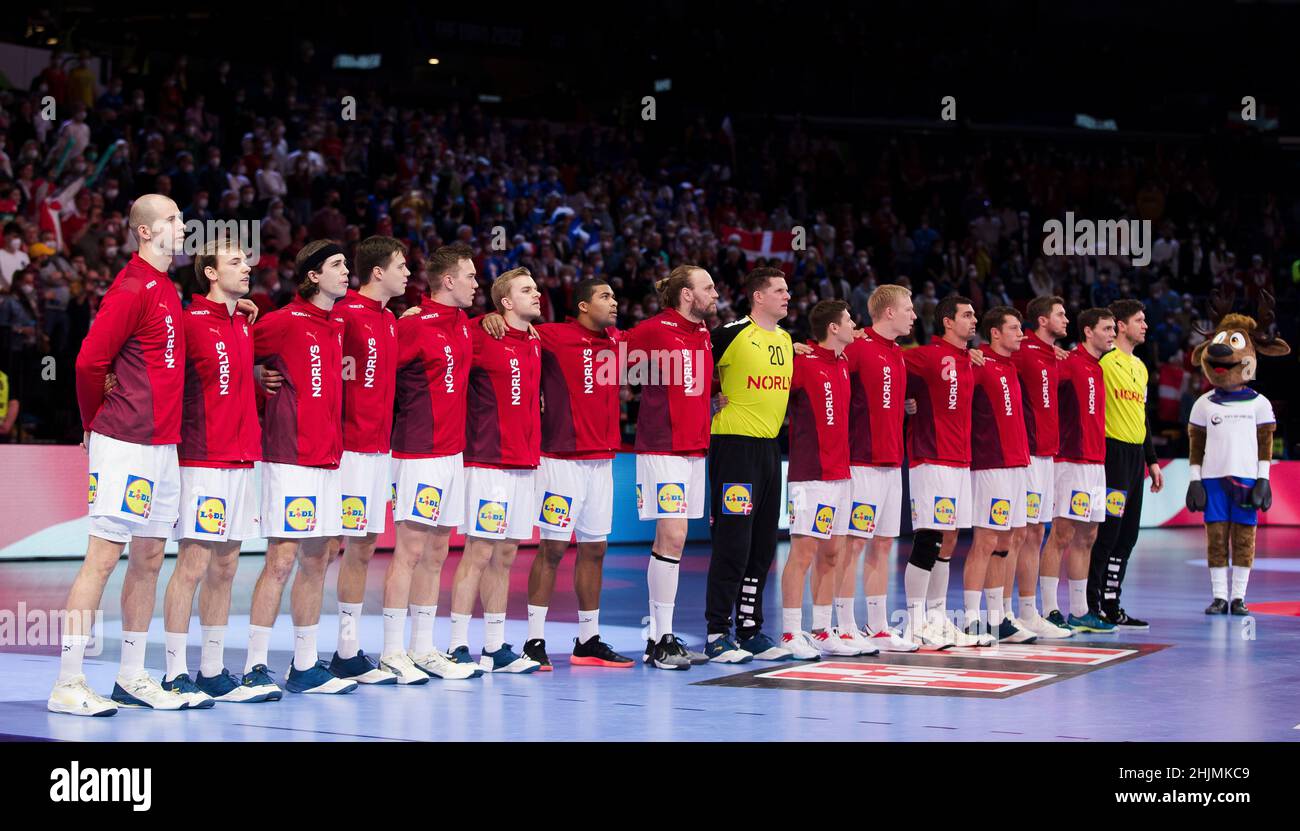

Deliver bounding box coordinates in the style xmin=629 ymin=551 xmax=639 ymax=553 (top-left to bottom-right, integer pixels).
xmin=0 ymin=228 xmax=30 ymax=290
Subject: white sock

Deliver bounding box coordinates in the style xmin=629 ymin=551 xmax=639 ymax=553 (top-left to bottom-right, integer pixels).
xmin=782 ymin=607 xmax=802 ymax=635
xmin=292 ymin=624 xmax=319 ymax=672
xmin=1231 ymin=567 xmax=1251 ymax=602
xmin=1209 ymin=566 xmax=1228 ymax=599
xmin=707 ymin=633 xmax=724 ymax=643
xmin=409 ymin=604 xmax=436 ymax=655
xmin=1069 ymin=579 xmax=1088 ymax=618
xmin=834 ymin=597 xmax=857 ymax=632
xmin=651 ymin=601 xmax=675 ymax=641
xmin=1019 ymin=596 xmax=1038 ymax=622
xmin=866 ymin=595 xmax=887 ymax=633
xmin=381 ymin=608 xmax=406 ymax=658
xmin=1040 ymin=576 xmax=1060 ymax=613
xmin=163 ymin=631 xmax=188 ymax=682
xmin=577 ymin=609 xmax=599 ymax=644
xmin=527 ymin=604 xmax=548 ymax=641
xmin=963 ymin=590 xmax=982 ymax=628
xmin=337 ymin=601 xmax=363 ymax=660
xmin=986 ymin=587 xmax=1005 ymax=625
xmin=648 ymin=554 xmax=680 ymax=638
xmin=927 ymin=559 xmax=950 ymax=615
xmin=648 ymin=599 xmax=658 ymax=642
xmin=907 ymin=598 xmax=927 ymax=635
xmin=904 ymin=564 xmax=930 ymax=616
xmin=484 ymin=612 xmax=506 ymax=653
xmin=59 ymin=633 xmax=89 ymax=682
xmin=119 ymin=630 xmax=148 ymax=677
xmin=199 ymin=625 xmax=226 ymax=677
xmin=812 ymin=604 xmax=832 ymax=632
xmin=449 ymin=612 xmax=471 ymax=651
xmin=245 ymin=624 xmax=272 ymax=673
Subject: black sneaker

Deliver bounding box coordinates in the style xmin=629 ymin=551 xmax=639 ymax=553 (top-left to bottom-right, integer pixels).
xmin=642 ymin=638 xmax=655 ymax=664
xmin=1205 ymin=597 xmax=1229 ymax=615
xmin=649 ymin=634 xmax=691 ymax=670
xmin=672 ymin=636 xmax=710 ymax=665
xmin=1103 ymin=608 xmax=1149 ymax=630
xmin=571 ymin=636 xmax=634 ymax=667
xmin=522 ymin=638 xmax=552 ymax=672
xmin=1230 ymin=598 xmax=1250 ymax=616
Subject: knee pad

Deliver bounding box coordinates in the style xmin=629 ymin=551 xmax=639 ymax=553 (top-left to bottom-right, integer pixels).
xmin=908 ymin=529 xmax=943 ymax=571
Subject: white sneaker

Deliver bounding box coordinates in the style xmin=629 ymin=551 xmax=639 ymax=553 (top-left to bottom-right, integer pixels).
xmin=48 ymin=675 xmax=118 ymax=716
xmin=863 ymin=626 xmax=920 ymax=653
xmin=378 ymin=652 xmax=431 ymax=685
xmin=935 ymin=616 xmax=984 ymax=648
xmin=409 ymin=650 xmax=476 ymax=680
xmin=111 ymin=670 xmax=192 ymax=710
xmin=997 ymin=616 xmax=1039 ymax=644
xmin=809 ymin=629 xmax=861 ymax=657
xmin=834 ymin=627 xmax=880 ymax=656
xmin=1020 ymin=613 xmax=1074 ymax=639
xmin=780 ymin=631 xmax=821 ymax=661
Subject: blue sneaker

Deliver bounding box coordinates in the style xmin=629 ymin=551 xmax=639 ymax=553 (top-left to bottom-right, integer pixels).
xmin=704 ymin=634 xmax=753 ymax=663
xmin=1046 ymin=609 xmax=1070 ymax=629
xmin=196 ymin=668 xmax=276 ymax=703
xmin=160 ymin=673 xmax=215 ymax=708
xmin=240 ymin=664 xmax=283 ymax=701
xmin=329 ymin=650 xmax=399 ymax=685
xmin=285 ymin=660 xmax=359 ymax=694
xmin=479 ymin=643 xmax=541 ymax=674
xmin=738 ymin=631 xmax=795 ymax=661
xmin=449 ymin=645 xmax=486 ymax=678
xmin=1067 ymin=612 xmax=1117 ymax=633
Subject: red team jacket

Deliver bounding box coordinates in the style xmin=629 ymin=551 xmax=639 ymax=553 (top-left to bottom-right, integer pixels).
xmin=970 ymin=351 xmax=1030 ymax=470
xmin=903 ymin=337 xmax=974 ymax=467
xmin=787 ymin=342 xmax=851 ymax=482
xmin=464 ymin=324 xmax=542 ymax=469
xmin=845 ymin=329 xmax=906 ymax=468
xmin=391 ymin=298 xmax=472 ymax=459
xmin=253 ymin=295 xmax=344 ymax=468
xmin=75 ymin=253 xmax=185 ymax=445
xmin=627 ymin=309 xmax=713 ymax=456
xmin=1056 ymin=346 xmax=1107 ymax=464
xmin=333 ymin=290 xmax=397 ymax=454
xmin=538 ymin=320 xmax=621 ymax=460
xmin=178 ymin=295 xmax=261 ymax=468
xmin=1011 ymin=335 xmax=1061 ymax=457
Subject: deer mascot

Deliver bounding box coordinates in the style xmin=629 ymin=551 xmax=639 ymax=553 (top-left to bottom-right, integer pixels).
xmin=1185 ymin=292 xmax=1289 ymax=615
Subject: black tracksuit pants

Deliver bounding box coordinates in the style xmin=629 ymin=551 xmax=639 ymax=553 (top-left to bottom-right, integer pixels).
xmin=1087 ymin=438 xmax=1145 ymax=614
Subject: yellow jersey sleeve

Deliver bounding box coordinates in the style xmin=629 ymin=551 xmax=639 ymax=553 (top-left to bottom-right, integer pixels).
xmin=1100 ymin=349 xmax=1149 ymax=444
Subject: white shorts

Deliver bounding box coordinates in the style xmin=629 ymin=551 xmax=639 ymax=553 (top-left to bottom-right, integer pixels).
xmin=635 ymin=454 xmax=706 ymax=520
xmin=848 ymin=465 xmax=903 ymax=539
xmin=534 ymin=457 xmax=614 ymax=543
xmin=87 ymin=432 xmax=179 ymax=542
xmin=392 ymin=454 xmax=465 ymax=529
xmin=1054 ymin=461 xmax=1106 ymax=523
xmin=171 ymin=466 xmax=261 ymax=542
xmin=339 ymin=451 xmax=392 ymax=537
xmin=908 ymin=463 xmax=973 ymax=531
xmin=1025 ymin=455 xmax=1055 ymax=524
xmin=972 ymin=467 xmax=1029 ymax=531
xmin=462 ymin=467 xmax=537 ymax=541
xmin=787 ymin=479 xmax=851 ymax=540
xmin=261 ymin=462 xmax=343 ymax=539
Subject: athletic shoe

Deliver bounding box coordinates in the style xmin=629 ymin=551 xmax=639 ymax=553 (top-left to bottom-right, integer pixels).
xmin=1067 ymin=612 xmax=1116 ymax=633
xmin=1230 ymin=598 xmax=1249 ymax=616
xmin=1205 ymin=598 xmax=1229 ymax=615
xmin=994 ymin=617 xmax=1038 ymax=644
xmin=522 ymin=638 xmax=552 ymax=671
xmin=647 ymin=634 xmax=692 ymax=670
xmin=47 ymin=675 xmax=117 ymax=717
xmin=780 ymin=631 xmax=822 ymax=661
xmin=738 ymin=631 xmax=795 ymax=661
xmin=935 ymin=617 xmax=983 ymax=648
xmin=808 ymin=628 xmax=860 ymax=657
xmin=241 ymin=664 xmax=284 ymax=701
xmin=409 ymin=649 xmax=477 ymax=680
xmin=833 ymin=627 xmax=880 ymax=656
xmin=196 ymin=668 xmax=276 ymax=703
xmin=449 ymin=645 xmax=487 ymax=678
xmin=330 ymin=650 xmax=398 ymax=684
xmin=674 ymin=637 xmax=710 ymax=666
xmin=1019 ymin=614 xmax=1073 ymax=640
xmin=863 ymin=626 xmax=921 ymax=653
xmin=160 ymin=672 xmax=216 ymax=708
xmin=479 ymin=643 xmax=541 ymax=674
xmin=1046 ymin=609 xmax=1070 ymax=629
xmin=703 ymin=634 xmax=753 ymax=663
xmin=1103 ymin=608 xmax=1150 ymax=629
xmin=377 ymin=652 xmax=430 ymax=685
xmin=112 ymin=670 xmax=196 ymax=710
xmin=570 ymin=636 xmax=635 ymax=667
xmin=961 ymin=621 xmax=998 ymax=647
xmin=285 ymin=660 xmax=360 ymax=694
xmin=901 ymin=620 xmax=954 ymax=650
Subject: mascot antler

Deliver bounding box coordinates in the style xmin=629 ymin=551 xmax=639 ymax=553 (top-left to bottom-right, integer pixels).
xmin=1193 ymin=287 xmax=1236 ymax=339
xmin=1253 ymin=290 xmax=1278 ymax=347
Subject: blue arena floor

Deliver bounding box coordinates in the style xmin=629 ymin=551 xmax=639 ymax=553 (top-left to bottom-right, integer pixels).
xmin=0 ymin=526 xmax=1297 ymax=741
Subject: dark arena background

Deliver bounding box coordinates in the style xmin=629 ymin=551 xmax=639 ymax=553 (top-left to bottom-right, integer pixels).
xmin=0 ymin=0 xmax=1296 ymax=804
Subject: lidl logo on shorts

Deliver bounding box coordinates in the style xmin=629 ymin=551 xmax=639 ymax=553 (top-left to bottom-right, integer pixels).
xmin=88 ymin=472 xmax=98 ymax=506
xmin=812 ymin=504 xmax=835 ymax=535
xmin=341 ymin=495 xmax=368 ymax=530
xmin=538 ymin=492 xmax=573 ymax=528
xmin=284 ymin=496 xmax=317 ymax=532
xmin=989 ymin=498 xmax=1011 ymax=528
xmin=412 ymin=484 xmax=443 ymax=521
xmin=1106 ymin=488 xmax=1127 ymax=518
xmin=850 ymin=502 xmax=877 ymax=534
xmin=721 ymin=483 xmax=753 ymax=516
xmin=1026 ymin=491 xmax=1042 ymax=520
xmin=121 ymin=475 xmax=154 ymax=518
xmin=390 ymin=483 xmax=397 ymax=510
xmin=195 ymin=496 xmax=228 ymax=535
xmin=475 ymin=499 xmax=508 ymax=534
xmin=787 ymin=499 xmax=796 ymax=526
xmin=1069 ymin=490 xmax=1090 ymax=517
xmin=910 ymin=498 xmax=917 ymax=524
xmin=656 ymin=482 xmax=687 ymax=515
xmin=636 ymin=484 xmax=644 ymax=511
xmin=932 ymin=496 xmax=956 ymax=526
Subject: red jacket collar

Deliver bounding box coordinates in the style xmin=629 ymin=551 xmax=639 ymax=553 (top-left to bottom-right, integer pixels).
xmin=664 ymin=308 xmax=703 ymax=329
xmin=344 ymin=290 xmax=385 ymax=312
xmin=1072 ymin=345 xmax=1102 ymax=365
xmin=420 ymin=296 xmax=465 ymax=316
xmin=805 ymin=340 xmax=843 ymax=362
xmin=188 ymin=294 xmax=239 ymax=318
xmin=288 ymin=295 xmax=331 ymax=319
